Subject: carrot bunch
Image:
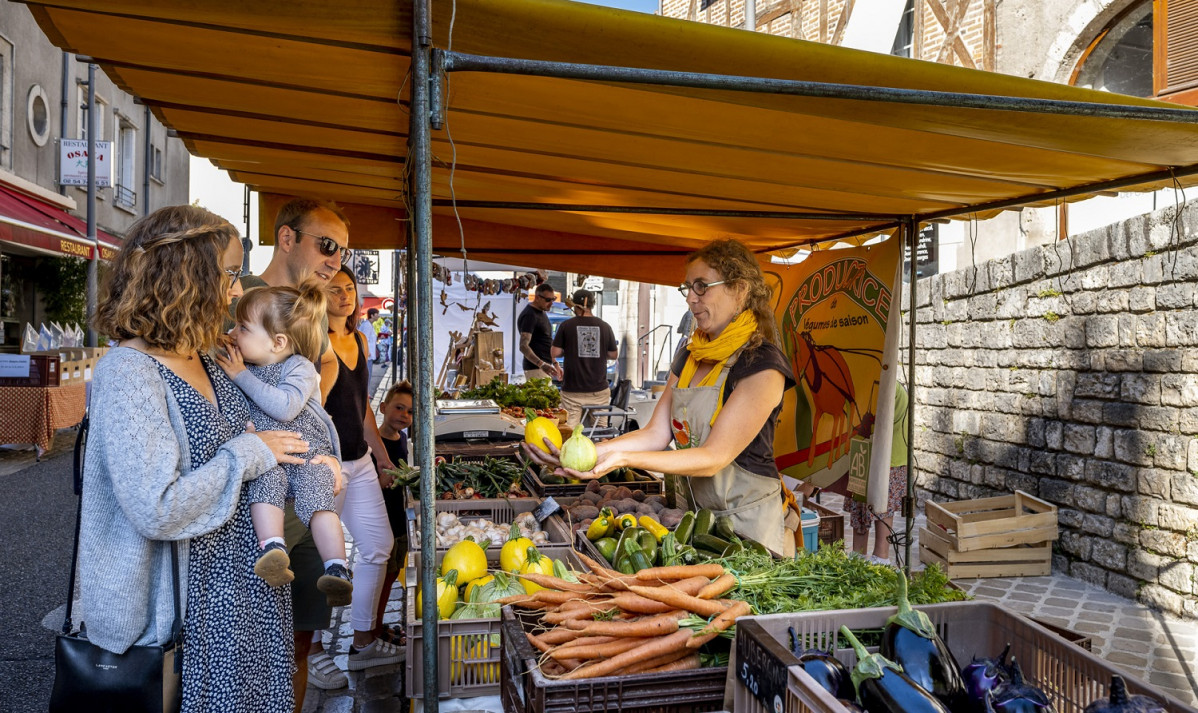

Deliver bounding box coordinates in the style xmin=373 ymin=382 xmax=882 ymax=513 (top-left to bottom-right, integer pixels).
xmin=505 ymin=553 xmax=753 ymax=679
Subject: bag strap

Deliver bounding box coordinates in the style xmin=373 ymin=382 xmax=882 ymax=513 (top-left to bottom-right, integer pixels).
xmin=63 ymin=413 xmax=183 ymax=647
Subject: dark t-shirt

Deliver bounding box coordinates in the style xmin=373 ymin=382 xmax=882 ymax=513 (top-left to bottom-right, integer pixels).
xmin=671 ymin=341 xmax=796 ymax=479
xmin=517 ymin=304 xmax=553 ymax=371
xmin=553 ymin=315 xmax=618 ymax=393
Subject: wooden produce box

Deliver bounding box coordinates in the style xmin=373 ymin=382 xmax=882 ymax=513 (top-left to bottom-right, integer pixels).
xmin=920 ymin=490 xmax=1058 ymax=579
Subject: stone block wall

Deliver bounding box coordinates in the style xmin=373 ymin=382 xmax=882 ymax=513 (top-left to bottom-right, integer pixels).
xmin=908 ymin=202 xmax=1198 ymax=619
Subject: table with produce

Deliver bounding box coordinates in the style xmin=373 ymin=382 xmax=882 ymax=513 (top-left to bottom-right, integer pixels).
xmin=401 ymin=401 xmax=1185 ymax=713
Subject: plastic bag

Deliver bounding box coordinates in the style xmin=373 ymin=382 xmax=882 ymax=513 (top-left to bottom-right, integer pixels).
xmin=22 ymin=324 xmax=39 ymax=353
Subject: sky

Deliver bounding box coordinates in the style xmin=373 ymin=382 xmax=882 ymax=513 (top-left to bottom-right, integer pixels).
xmin=188 ymin=0 xmax=658 ymax=276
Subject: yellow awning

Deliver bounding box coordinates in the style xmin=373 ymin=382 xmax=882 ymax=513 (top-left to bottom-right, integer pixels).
xmin=23 ymin=0 xmax=1198 ymax=283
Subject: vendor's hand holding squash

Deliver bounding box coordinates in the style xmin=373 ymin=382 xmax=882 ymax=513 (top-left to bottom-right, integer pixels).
xmin=522 ymin=435 xmax=621 ymax=481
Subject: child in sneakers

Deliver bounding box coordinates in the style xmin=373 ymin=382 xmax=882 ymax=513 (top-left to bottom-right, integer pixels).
xmin=216 ymin=281 xmax=353 ymax=607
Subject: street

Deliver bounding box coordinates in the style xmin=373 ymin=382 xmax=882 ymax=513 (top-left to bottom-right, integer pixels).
xmin=0 ymin=446 xmax=75 ymax=713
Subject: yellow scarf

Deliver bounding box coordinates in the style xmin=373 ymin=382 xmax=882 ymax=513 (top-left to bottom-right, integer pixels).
xmin=678 ymin=311 xmax=757 ymax=424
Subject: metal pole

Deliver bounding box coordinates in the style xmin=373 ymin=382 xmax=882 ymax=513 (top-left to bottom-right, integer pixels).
xmin=392 ymin=249 xmax=401 ymax=384
xmin=904 ymin=216 xmax=917 ymax=575
xmin=58 ymin=53 xmax=70 ymax=196
xmin=406 ymin=247 xmax=416 ymax=383
xmin=744 ymin=0 xmax=755 ymax=31
xmin=410 ymin=0 xmax=438 ymax=708
xmin=441 ymin=50 xmax=1198 ymax=124
xmin=85 ymin=63 xmax=98 ymax=349
xmin=241 ymin=184 xmax=252 ymax=275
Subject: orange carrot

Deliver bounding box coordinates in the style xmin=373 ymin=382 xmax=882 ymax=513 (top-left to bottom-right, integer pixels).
xmin=575 ymin=611 xmax=686 ymax=638
xmin=576 ymin=552 xmax=615 ymax=575
xmin=539 ymin=627 xmax=584 ymax=645
xmin=686 ymin=599 xmax=752 ymax=649
xmin=645 ymin=652 xmax=702 ymax=673
xmin=517 ymin=573 xmax=595 ymax=593
xmin=550 ymin=636 xmax=649 ymax=660
xmin=672 ymin=576 xmax=714 ymax=596
xmin=527 ymin=632 xmax=552 ymax=653
xmin=552 ymin=635 xmax=618 ymax=652
xmin=561 ymin=628 xmax=692 ymax=680
xmin=634 ymin=564 xmax=725 ymax=582
xmin=609 ymin=592 xmax=677 ymax=614
xmin=696 ymin=573 xmax=737 ymax=600
xmin=496 ymin=594 xmax=540 ymax=606
xmin=628 ymin=584 xmax=730 ymax=617
xmin=620 ymin=649 xmax=692 ymax=675
xmin=542 ymin=604 xmax=614 ymax=625
xmin=558 ymin=657 xmax=584 ymax=671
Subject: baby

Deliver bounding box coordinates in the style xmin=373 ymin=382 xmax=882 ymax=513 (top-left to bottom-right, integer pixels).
xmin=216 ymin=282 xmax=352 ymax=607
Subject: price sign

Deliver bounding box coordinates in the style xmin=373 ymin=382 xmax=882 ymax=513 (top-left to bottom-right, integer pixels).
xmin=531 ymin=496 xmax=562 ymax=524
xmin=736 ymin=619 xmax=792 ymax=713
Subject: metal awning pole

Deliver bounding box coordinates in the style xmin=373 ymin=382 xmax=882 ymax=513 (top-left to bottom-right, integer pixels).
xmin=85 ymin=62 xmax=98 ymax=348
xmin=410 ymin=0 xmax=438 ymax=709
xmin=904 ymin=216 xmax=917 ymax=575
xmin=441 ymin=51 xmax=1198 ymax=124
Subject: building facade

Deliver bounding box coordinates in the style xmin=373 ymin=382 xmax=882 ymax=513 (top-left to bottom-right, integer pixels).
xmin=0 ymin=1 xmax=188 ymax=351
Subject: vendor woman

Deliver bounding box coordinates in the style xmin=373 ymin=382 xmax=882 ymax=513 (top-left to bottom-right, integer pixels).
xmin=525 ymin=239 xmax=800 ymax=556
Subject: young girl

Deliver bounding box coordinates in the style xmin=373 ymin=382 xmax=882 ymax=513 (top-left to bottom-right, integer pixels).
xmin=216 ymin=282 xmax=353 ymax=607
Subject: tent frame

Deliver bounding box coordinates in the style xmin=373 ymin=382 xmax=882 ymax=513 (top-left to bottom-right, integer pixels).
xmin=409 ymin=8 xmax=1198 ymax=711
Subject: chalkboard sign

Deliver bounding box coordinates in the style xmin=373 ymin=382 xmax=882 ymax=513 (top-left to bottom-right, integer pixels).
xmin=736 ymin=619 xmax=801 ymax=713
xmin=532 ymin=496 xmax=562 ymax=524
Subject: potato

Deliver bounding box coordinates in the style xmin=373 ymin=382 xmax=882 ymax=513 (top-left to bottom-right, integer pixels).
xmin=614 ymin=486 xmax=634 ymax=501
xmin=615 ymin=498 xmax=640 ymax=514
xmin=586 ymin=480 xmax=602 ymax=494
xmin=599 ymin=484 xmax=617 ymax=496
xmin=570 ymin=505 xmax=600 ymax=521
xmin=578 ymin=518 xmax=593 ymax=533
xmin=648 ymin=498 xmax=666 ymax=513
xmin=631 ymin=489 xmax=646 ymax=502
xmin=645 ymin=495 xmax=666 ymax=509
xmin=658 ymin=509 xmax=685 ymax=528
xmin=580 ymin=491 xmax=603 ymax=505
xmin=635 ymin=503 xmax=656 ymax=516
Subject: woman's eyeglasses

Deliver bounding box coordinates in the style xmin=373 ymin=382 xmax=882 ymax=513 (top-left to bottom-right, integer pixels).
xmin=294 ymin=228 xmax=351 ymax=265
xmin=678 ymin=279 xmax=725 ymax=297
xmin=224 ymin=268 xmax=243 ymax=282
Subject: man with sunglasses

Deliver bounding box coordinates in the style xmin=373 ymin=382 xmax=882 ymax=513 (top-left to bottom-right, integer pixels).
xmin=518 ymin=283 xmax=564 ymax=382
xmin=234 ymin=198 xmax=356 ymax=701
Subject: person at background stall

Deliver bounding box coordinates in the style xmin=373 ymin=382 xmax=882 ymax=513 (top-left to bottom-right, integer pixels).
xmin=318 ymin=266 xmax=400 ymax=671
xmin=358 ymin=307 xmax=379 ymax=365
xmin=234 ymin=197 xmax=354 ymax=700
xmin=552 ymin=289 xmax=618 ymax=428
xmin=376 ymin=318 xmax=393 ymax=365
xmin=846 ymin=382 xmax=908 ymax=564
xmin=525 ymin=239 xmax=801 ymax=556
xmin=86 ymin=205 xmax=310 ymax=712
xmin=373 ymin=381 xmax=414 ymax=647
xmin=519 ymin=282 xmax=564 ymax=382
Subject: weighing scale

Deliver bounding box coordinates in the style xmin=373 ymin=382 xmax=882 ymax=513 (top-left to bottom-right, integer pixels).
xmin=433 ymin=399 xmax=525 ymax=442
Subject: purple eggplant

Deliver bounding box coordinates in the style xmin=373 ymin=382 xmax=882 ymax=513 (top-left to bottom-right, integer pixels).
xmin=983 ymin=659 xmax=1055 ymax=713
xmin=840 ymin=625 xmax=951 ymax=713
xmin=789 ymin=627 xmax=856 ymax=700
xmin=1084 ymin=676 xmax=1166 ymax=713
xmin=880 ymin=570 xmax=967 ymax=711
xmin=962 ymin=643 xmax=1012 ymax=712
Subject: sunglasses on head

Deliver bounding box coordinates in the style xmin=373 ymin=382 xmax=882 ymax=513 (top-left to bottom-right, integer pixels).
xmin=294 ymin=227 xmax=351 ymax=265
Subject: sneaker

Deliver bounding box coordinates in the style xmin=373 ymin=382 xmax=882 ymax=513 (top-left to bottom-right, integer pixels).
xmin=346 ymin=637 xmax=406 ymax=671
xmin=317 ymin=564 xmax=353 ymax=608
xmin=253 ymin=542 xmax=294 ymax=587
xmin=306 ymin=648 xmax=348 ymax=690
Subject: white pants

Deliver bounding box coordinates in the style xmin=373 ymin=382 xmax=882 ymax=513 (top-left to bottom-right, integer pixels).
xmin=335 ymin=451 xmax=394 ymax=632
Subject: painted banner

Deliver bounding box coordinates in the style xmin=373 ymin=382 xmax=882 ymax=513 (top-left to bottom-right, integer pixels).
xmin=767 ymin=234 xmax=903 ymax=493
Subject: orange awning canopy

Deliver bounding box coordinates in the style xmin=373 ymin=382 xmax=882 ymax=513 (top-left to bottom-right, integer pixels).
xmin=22 ymin=0 xmax=1198 ymax=283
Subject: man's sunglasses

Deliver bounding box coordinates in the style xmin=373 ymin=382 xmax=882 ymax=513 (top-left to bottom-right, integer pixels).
xmin=294 ymin=228 xmax=351 ymax=265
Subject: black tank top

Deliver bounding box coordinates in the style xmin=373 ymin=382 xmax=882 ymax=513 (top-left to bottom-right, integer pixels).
xmin=326 ymin=331 xmax=369 ymax=461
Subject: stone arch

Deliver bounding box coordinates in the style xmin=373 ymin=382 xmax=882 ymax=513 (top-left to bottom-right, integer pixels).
xmin=1037 ymin=0 xmax=1150 ymax=85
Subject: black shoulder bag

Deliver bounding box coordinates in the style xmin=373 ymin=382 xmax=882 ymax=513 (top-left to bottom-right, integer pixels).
xmin=49 ymin=414 xmax=184 ymax=713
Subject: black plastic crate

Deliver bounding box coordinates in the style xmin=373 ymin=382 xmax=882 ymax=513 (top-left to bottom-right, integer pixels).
xmin=523 ymin=466 xmax=664 ymax=499
xmin=501 ymin=606 xmax=729 ymax=713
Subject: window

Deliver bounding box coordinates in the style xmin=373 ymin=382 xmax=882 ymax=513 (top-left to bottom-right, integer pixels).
xmin=1075 ymin=3 xmax=1153 ymax=97
xmin=27 ymin=85 xmax=50 ymax=146
xmin=890 ymin=0 xmax=915 ymax=58
xmin=115 ymin=120 xmax=136 ymax=209
xmin=77 ymin=85 xmax=105 ymax=141
xmin=149 ymin=142 xmax=163 ymax=181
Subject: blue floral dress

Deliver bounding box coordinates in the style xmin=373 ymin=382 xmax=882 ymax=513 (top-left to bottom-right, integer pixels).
xmin=158 ymin=358 xmax=294 ymax=713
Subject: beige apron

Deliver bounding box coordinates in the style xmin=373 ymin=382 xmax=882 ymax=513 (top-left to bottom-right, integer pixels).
xmin=669 ymin=349 xmax=795 ymax=557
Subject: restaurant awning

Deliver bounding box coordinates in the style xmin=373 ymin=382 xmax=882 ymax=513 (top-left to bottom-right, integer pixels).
xmin=0 ymin=183 xmax=122 ymax=261
xmin=19 ymin=0 xmax=1198 ymax=283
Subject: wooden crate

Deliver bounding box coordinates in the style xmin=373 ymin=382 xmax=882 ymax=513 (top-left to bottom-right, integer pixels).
xmin=924 ymin=490 xmax=1058 ymax=552
xmin=920 ymin=490 xmax=1058 ymax=579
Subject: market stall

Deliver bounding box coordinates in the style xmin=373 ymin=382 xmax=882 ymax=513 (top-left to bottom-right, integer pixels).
xmin=21 ymin=0 xmax=1198 ymax=710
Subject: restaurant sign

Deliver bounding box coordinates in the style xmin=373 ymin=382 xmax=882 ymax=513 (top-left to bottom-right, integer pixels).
xmin=59 ymin=139 xmax=112 ymax=187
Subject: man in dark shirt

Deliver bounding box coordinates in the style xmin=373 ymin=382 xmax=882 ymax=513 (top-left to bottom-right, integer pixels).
xmin=518 ymin=282 xmax=563 ymax=382
xmin=552 ymin=289 xmax=619 ymax=427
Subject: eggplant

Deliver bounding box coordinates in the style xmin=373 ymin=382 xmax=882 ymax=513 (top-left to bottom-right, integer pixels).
xmin=1084 ymin=676 xmax=1166 ymax=713
xmin=880 ymin=570 xmax=967 ymax=711
xmin=983 ymin=659 xmax=1055 ymax=713
xmin=840 ymin=625 xmax=951 ymax=713
xmin=789 ymin=626 xmax=855 ymax=700
xmin=962 ymin=643 xmax=1012 ymax=712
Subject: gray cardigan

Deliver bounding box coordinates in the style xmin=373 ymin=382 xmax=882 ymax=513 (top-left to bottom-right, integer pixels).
xmin=79 ymin=347 xmax=276 ymax=654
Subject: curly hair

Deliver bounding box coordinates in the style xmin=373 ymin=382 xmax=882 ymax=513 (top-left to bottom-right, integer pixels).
xmin=686 ymin=239 xmax=780 ymax=349
xmin=234 ymin=280 xmax=328 ymax=364
xmin=94 ymin=205 xmax=240 ymax=353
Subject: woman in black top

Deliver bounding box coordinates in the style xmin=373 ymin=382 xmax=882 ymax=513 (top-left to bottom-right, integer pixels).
xmin=321 ymin=267 xmax=402 ymax=670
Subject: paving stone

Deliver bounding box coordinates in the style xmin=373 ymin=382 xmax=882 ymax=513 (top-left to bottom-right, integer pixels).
xmin=1033 ymin=615 xmax=1073 ymax=628
xmin=1073 ymin=620 xmax=1112 ymax=634
xmin=972 ymin=587 xmax=1008 ymax=599
xmin=1080 ymin=601 xmax=1120 ymax=613
xmin=1074 ymin=610 xmax=1114 ymax=624
xmin=1109 ymin=637 xmax=1153 ymax=654
xmin=318 ymin=697 xmax=355 ymax=713
xmin=1148 ymin=670 xmax=1197 ymax=691
xmin=1006 ymin=591 xmax=1043 ymax=603
xmin=1037 ymin=606 xmax=1081 ymax=619
xmin=1113 ymin=626 xmax=1156 ymax=642
xmin=360 ymin=699 xmax=406 ymax=713
xmin=1044 ymin=597 xmax=1081 ymax=609
xmin=1105 ymin=651 xmax=1150 ymax=668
